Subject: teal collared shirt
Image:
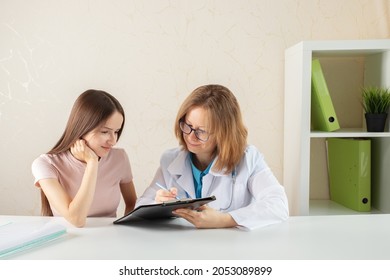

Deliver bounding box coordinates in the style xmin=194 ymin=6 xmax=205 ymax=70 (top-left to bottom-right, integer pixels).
xmin=190 ymin=154 xmax=213 ymax=198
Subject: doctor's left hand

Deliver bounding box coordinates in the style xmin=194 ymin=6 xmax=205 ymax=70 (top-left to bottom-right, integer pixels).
xmin=173 ymin=205 xmax=238 ymax=229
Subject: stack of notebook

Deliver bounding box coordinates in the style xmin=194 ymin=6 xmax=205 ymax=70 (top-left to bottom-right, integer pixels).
xmin=0 ymin=220 xmax=67 ymax=258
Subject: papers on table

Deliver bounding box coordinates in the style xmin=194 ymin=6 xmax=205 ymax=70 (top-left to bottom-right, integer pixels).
xmin=0 ymin=219 xmax=67 ymax=258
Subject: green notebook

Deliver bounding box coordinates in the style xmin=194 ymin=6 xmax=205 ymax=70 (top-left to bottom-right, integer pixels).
xmin=311 ymin=59 xmax=340 ymax=132
xmin=327 ymin=138 xmax=371 ymax=212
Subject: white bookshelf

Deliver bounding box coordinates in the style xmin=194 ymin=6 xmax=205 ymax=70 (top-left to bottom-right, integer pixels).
xmin=283 ymin=39 xmax=390 ymax=216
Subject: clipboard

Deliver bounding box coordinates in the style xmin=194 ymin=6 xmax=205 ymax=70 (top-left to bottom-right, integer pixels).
xmin=113 ymin=196 xmax=216 ymax=224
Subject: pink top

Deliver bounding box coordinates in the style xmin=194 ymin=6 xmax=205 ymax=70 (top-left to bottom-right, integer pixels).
xmin=31 ymin=148 xmax=133 ymax=217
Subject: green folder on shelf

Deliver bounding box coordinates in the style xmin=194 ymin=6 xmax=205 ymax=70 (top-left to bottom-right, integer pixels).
xmin=327 ymin=138 xmax=371 ymax=212
xmin=311 ymin=59 xmax=340 ymax=132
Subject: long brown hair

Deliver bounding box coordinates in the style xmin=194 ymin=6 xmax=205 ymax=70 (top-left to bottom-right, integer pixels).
xmin=41 ymin=89 xmax=125 ymax=216
xmin=174 ymin=84 xmax=248 ymax=174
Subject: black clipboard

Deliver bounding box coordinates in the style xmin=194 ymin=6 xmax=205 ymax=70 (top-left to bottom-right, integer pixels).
xmin=113 ymin=196 xmax=216 ymax=224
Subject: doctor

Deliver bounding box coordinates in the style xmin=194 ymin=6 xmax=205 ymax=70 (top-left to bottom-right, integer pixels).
xmin=136 ymin=84 xmax=289 ymax=230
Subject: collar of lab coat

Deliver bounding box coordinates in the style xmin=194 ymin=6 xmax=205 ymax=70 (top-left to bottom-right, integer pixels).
xmin=166 ymin=148 xmax=227 ymax=198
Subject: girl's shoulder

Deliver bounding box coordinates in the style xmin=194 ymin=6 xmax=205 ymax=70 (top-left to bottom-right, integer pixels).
xmin=31 ymin=152 xmax=73 ymax=175
xmin=32 ymin=152 xmax=67 ymax=166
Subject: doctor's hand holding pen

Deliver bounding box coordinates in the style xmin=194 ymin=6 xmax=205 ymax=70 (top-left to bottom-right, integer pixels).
xmin=155 ymin=182 xmax=179 ymax=202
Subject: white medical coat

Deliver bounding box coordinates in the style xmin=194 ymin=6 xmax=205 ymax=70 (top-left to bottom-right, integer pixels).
xmin=136 ymin=145 xmax=289 ymax=230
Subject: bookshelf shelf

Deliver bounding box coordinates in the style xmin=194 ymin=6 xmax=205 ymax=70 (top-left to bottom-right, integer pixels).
xmin=309 ymin=200 xmax=382 ymax=216
xmin=284 ymin=39 xmax=390 ymax=216
xmin=310 ymin=128 xmax=390 ymax=138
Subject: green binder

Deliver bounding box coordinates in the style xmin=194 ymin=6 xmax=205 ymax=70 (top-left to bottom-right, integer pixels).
xmin=311 ymin=59 xmax=340 ymax=132
xmin=327 ymin=138 xmax=371 ymax=212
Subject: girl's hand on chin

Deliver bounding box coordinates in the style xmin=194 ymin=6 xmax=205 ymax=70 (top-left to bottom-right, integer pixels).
xmin=71 ymin=139 xmax=98 ymax=163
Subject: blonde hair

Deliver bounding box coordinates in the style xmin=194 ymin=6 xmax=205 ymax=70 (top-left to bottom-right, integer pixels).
xmin=174 ymin=84 xmax=247 ymax=173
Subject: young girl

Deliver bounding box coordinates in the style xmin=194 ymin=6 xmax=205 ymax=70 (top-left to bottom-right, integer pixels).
xmin=136 ymin=84 xmax=289 ymax=230
xmin=32 ymin=89 xmax=137 ymax=227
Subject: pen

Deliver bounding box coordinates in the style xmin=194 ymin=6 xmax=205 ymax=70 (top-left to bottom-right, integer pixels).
xmin=155 ymin=182 xmax=180 ymax=200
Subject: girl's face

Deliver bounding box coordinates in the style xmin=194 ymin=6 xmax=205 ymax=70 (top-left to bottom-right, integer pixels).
xmin=83 ymin=111 xmax=123 ymax=158
xmin=183 ymin=107 xmax=216 ymax=159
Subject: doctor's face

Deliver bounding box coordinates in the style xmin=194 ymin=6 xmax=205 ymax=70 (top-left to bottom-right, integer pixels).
xmin=182 ymin=107 xmax=216 ymax=158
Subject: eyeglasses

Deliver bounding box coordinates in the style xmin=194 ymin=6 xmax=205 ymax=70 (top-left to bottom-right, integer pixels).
xmin=179 ymin=121 xmax=210 ymax=142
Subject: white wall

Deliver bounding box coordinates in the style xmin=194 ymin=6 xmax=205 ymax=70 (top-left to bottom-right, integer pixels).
xmin=1 ymin=0 xmax=389 ymax=216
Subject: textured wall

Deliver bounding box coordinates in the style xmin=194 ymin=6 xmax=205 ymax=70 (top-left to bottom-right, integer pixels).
xmin=1 ymin=0 xmax=389 ymax=215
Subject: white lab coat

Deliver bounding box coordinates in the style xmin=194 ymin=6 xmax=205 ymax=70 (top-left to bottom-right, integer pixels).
xmin=136 ymin=145 xmax=289 ymax=230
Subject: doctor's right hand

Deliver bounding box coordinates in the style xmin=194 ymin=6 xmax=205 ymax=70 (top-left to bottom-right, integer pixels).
xmin=155 ymin=187 xmax=178 ymax=203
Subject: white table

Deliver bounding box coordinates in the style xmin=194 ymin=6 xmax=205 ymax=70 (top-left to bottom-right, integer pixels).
xmin=1 ymin=214 xmax=390 ymax=260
